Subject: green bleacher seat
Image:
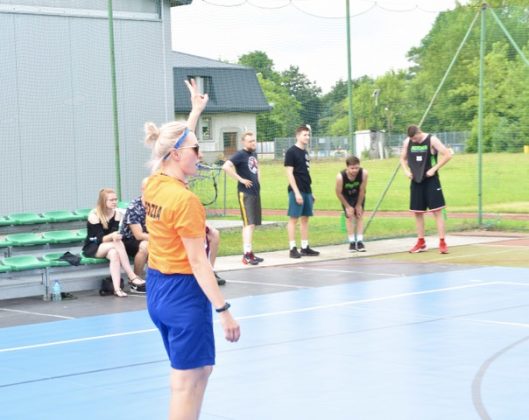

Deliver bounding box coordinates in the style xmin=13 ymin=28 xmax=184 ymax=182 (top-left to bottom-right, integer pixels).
xmin=42 ymin=210 xmax=80 ymax=223
xmin=0 ymin=236 xmax=14 ymax=248
xmin=0 ymin=261 xmax=12 ymax=273
xmin=118 ymin=201 xmax=130 ymax=209
xmin=0 ymin=217 xmax=12 ymax=227
xmin=74 ymin=208 xmax=91 ymax=218
xmin=3 ymin=255 xmax=50 ymax=271
xmin=80 ymin=252 xmax=107 ymax=265
xmin=77 ymin=228 xmax=87 ymax=238
xmin=42 ymin=230 xmax=82 ymax=244
xmin=5 ymin=232 xmax=49 ymax=247
xmin=8 ymin=212 xmax=49 ymax=225
xmin=42 ymin=252 xmax=71 ymax=267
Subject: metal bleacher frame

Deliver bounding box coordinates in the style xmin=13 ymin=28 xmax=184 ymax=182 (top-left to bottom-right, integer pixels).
xmin=0 ymin=209 xmax=110 ymax=301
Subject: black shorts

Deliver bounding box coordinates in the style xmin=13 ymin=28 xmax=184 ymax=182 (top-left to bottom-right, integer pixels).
xmin=238 ymin=192 xmax=262 ymax=226
xmin=342 ymin=198 xmax=365 ymax=218
xmin=123 ymin=237 xmax=141 ymax=257
xmin=410 ymin=176 xmax=446 ymax=212
xmin=82 ymin=242 xmax=99 ymax=258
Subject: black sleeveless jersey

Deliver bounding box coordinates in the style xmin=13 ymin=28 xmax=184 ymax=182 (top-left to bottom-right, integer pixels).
xmin=340 ymin=168 xmax=363 ymax=205
xmin=407 ymin=134 xmax=437 ymax=183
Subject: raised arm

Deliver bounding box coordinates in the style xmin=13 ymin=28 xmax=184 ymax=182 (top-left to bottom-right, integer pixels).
xmin=184 ymin=78 xmax=209 ymax=132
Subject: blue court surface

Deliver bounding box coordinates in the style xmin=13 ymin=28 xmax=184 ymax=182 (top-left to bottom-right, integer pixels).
xmin=1 ymin=266 xmax=529 ymax=419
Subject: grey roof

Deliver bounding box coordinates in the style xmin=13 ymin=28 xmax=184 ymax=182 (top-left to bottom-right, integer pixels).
xmin=173 ymin=51 xmax=248 ymax=69
xmin=170 ymin=0 xmax=193 ymax=7
xmin=173 ymin=52 xmax=271 ymax=114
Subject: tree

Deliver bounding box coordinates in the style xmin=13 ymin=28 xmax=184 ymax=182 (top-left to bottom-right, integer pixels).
xmin=280 ymin=66 xmax=322 ymax=134
xmin=319 ymin=80 xmax=348 ymax=135
xmin=255 ymin=74 xmax=301 ymax=140
xmin=465 ymin=41 xmax=529 ymax=152
xmin=238 ymin=51 xmax=279 ymax=82
xmin=406 ymin=5 xmax=480 ymax=132
xmin=323 ymin=76 xmax=376 ymax=136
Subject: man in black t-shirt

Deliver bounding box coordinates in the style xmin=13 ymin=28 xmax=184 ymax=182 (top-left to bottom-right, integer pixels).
xmin=400 ymin=125 xmax=452 ymax=254
xmin=284 ymin=125 xmax=320 ymax=258
xmin=223 ymin=131 xmax=264 ymax=266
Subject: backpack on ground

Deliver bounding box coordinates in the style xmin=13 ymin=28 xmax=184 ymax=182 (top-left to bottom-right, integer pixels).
xmin=99 ymin=277 xmax=124 ymax=296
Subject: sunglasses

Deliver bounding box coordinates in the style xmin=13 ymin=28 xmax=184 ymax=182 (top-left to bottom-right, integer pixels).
xmin=162 ymin=128 xmax=200 ymax=160
xmin=177 ymin=144 xmax=200 ymax=155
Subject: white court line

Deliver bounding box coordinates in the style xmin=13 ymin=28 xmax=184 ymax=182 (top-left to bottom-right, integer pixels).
xmin=420 ymin=247 xmax=519 ymax=263
xmin=499 ymin=281 xmax=529 ymax=286
xmin=223 ymin=280 xmax=306 ymax=289
xmin=294 ymin=267 xmax=403 ymax=277
xmin=0 ymin=328 xmax=157 ymax=353
xmin=0 ymin=281 xmax=504 ymax=354
xmin=0 ymin=308 xmax=74 ymax=320
xmin=465 ymin=318 xmax=529 ymax=329
xmin=234 ymin=282 xmax=507 ymax=321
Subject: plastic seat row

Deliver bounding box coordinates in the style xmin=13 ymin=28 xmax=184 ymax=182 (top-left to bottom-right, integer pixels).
xmin=0 ymin=253 xmax=107 ymax=273
xmin=0 ymin=202 xmax=130 ymax=227
xmin=0 ymin=209 xmax=91 ymax=226
xmin=0 ymin=229 xmax=87 ymax=248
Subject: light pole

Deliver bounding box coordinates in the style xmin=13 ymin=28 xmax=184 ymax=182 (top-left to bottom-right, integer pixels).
xmin=345 ymin=0 xmax=355 ymax=155
xmin=108 ymin=0 xmax=122 ymax=200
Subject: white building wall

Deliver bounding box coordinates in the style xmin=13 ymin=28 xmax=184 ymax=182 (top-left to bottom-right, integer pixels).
xmin=176 ymin=112 xmax=257 ymax=152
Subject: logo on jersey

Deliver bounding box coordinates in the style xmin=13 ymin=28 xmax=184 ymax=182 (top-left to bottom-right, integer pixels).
xmin=411 ymin=145 xmax=428 ymax=153
xmin=248 ymin=156 xmax=258 ymax=174
xmin=344 ymin=181 xmax=360 ymax=189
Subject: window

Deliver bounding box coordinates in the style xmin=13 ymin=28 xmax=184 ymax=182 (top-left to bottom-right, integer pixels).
xmin=201 ymin=117 xmax=212 ymax=141
xmin=190 ymin=76 xmax=215 ymax=101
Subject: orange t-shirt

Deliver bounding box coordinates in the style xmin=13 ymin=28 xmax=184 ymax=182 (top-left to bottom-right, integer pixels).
xmin=144 ymin=173 xmax=205 ymax=274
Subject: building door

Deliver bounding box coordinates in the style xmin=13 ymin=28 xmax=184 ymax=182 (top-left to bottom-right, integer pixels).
xmin=223 ymin=132 xmax=238 ymax=157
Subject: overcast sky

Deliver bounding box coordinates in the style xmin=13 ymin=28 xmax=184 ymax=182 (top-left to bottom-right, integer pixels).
xmin=170 ymin=0 xmax=468 ymax=93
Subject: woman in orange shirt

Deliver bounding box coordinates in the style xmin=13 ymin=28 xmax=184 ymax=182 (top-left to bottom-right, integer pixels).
xmin=144 ymin=79 xmax=240 ymax=420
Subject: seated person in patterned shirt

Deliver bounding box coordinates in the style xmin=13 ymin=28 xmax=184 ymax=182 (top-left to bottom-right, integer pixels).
xmin=121 ymin=178 xmax=150 ymax=285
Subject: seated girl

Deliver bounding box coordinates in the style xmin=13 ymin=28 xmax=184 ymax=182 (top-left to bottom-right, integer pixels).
xmin=82 ymin=188 xmax=145 ymax=297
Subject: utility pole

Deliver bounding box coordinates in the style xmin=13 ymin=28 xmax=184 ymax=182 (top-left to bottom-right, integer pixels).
xmin=108 ymin=0 xmax=122 ymax=200
xmin=345 ymin=0 xmax=355 ymax=155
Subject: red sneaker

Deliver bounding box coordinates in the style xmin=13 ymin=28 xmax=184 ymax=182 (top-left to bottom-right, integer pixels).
xmin=242 ymin=253 xmax=259 ymax=265
xmin=409 ymin=241 xmax=427 ymax=253
xmin=439 ymin=241 xmax=449 ymax=254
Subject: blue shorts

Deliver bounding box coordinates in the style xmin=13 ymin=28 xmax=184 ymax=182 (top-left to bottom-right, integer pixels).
xmin=146 ymin=268 xmax=215 ymax=370
xmin=287 ymin=191 xmax=314 ymax=217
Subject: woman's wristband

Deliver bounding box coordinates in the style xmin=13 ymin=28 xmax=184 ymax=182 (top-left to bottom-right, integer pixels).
xmin=215 ymin=302 xmax=231 ymax=313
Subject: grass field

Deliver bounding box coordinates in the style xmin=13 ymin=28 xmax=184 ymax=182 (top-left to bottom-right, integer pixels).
xmin=215 ymin=153 xmax=529 ymax=213
xmin=371 ymin=241 xmax=529 ymax=268
xmin=207 ymin=153 xmax=529 ymax=256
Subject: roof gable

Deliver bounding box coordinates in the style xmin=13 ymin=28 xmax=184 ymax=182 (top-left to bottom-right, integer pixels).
xmin=173 ymin=52 xmax=271 ymax=113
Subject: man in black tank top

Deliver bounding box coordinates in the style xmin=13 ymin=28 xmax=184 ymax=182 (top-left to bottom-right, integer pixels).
xmin=335 ymin=155 xmax=368 ymax=252
xmin=400 ymin=125 xmax=452 ymax=254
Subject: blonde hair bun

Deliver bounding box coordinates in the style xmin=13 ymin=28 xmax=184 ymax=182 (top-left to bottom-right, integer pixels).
xmin=144 ymin=122 xmax=160 ymax=146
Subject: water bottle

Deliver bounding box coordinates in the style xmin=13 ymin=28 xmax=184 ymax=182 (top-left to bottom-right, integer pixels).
xmin=51 ymin=280 xmax=62 ymax=302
